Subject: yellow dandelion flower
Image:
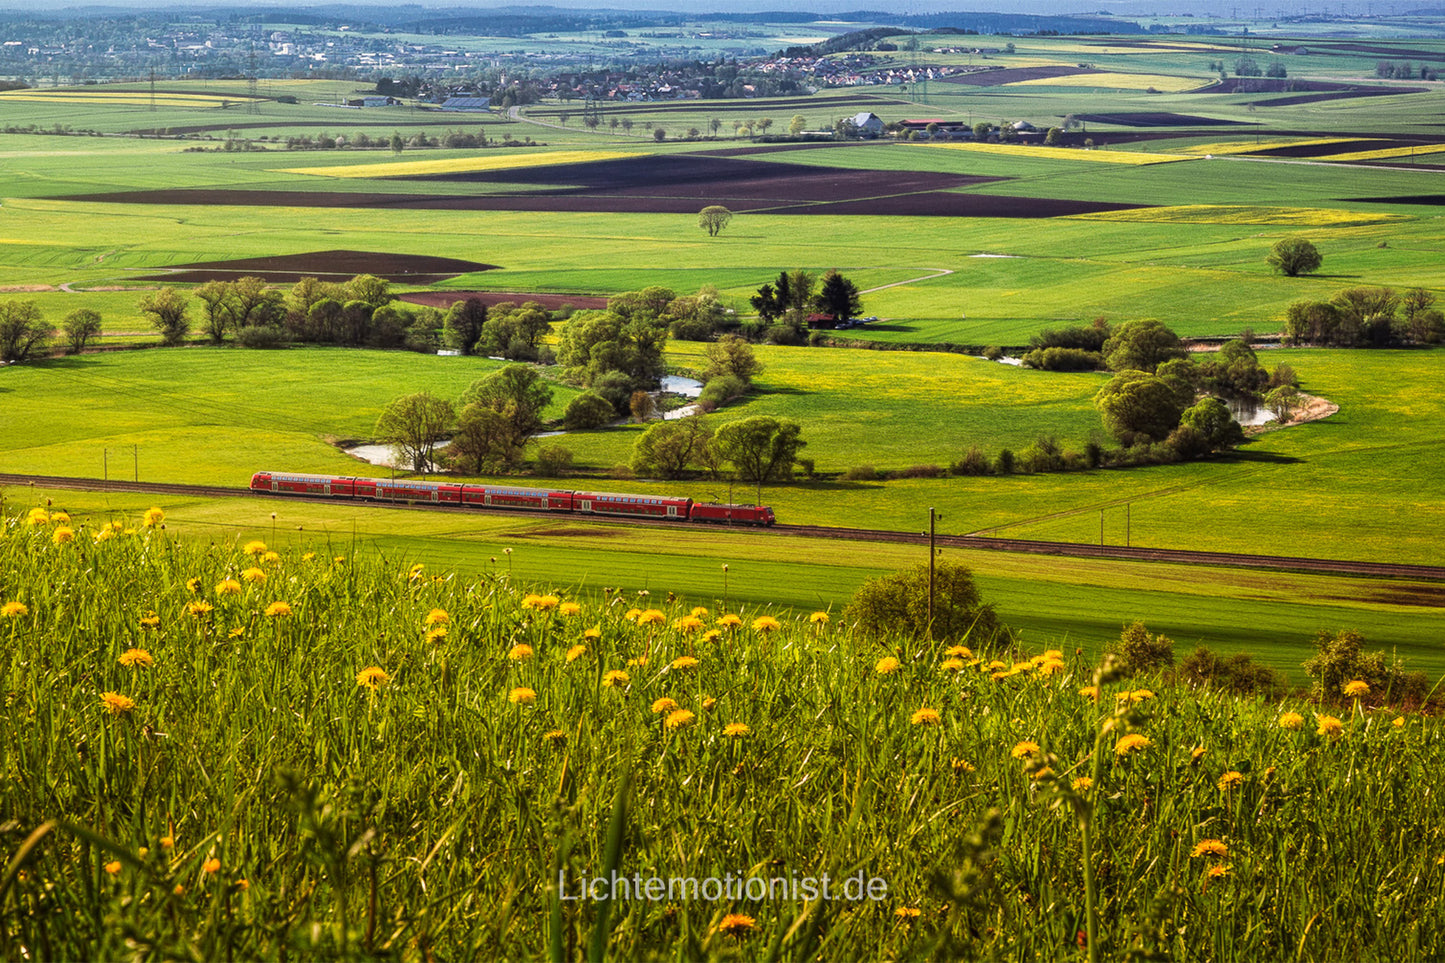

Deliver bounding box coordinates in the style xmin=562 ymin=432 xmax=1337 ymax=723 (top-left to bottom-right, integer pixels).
xmin=408 ymin=563 xmax=425 ymax=580
xmin=940 ymin=658 xmax=965 ymax=672
xmin=240 ymin=567 xmax=266 ymax=584
xmin=1217 ymin=771 xmax=1244 ymax=791
xmin=118 ymin=648 xmax=154 ymax=668
xmin=951 ymin=758 xmax=975 ymax=773
xmin=1316 ymin=714 xmax=1344 ymax=739
xmin=717 ymin=912 xmax=755 ymax=938
xmin=1131 ymin=689 xmax=1156 ymax=702
xmin=235 ymin=878 xmax=249 ymax=891
xmin=544 ymin=729 xmax=567 ymax=744
xmin=637 ymin=609 xmax=666 ymax=626
xmin=105 ymin=861 xmax=123 ymax=876
xmin=521 ymin=594 xmax=544 ymax=610
xmin=1191 ymin=839 xmax=1228 ymax=859
xmin=143 ymin=507 xmax=165 ymax=528
xmin=100 ymin=692 xmax=135 ymax=715
xmin=425 ymin=626 xmax=448 ymax=643
xmin=1037 ymin=659 xmax=1066 ymax=676
xmin=1279 ymin=711 xmax=1304 ymax=730
xmin=602 ymin=669 xmax=630 ymax=687
xmin=243 ymin=540 xmax=267 ymax=556
xmin=1030 ymin=766 xmax=1055 ymax=781
xmin=987 ymin=659 xmax=1008 ymax=670
xmin=228 ymin=626 xmax=245 ymax=639
xmin=1343 ymin=680 xmax=1370 ymax=698
xmin=700 ymin=629 xmax=722 ymax=643
xmin=261 ymin=551 xmax=281 ymax=565
xmin=716 ymin=614 xmax=742 ymax=628
xmin=1072 ymin=776 xmax=1093 ymax=793
xmin=875 ymin=656 xmax=901 ymax=675
xmin=665 ymin=708 xmax=696 ymax=730
xmin=1207 ymin=864 xmax=1231 ymax=879
xmin=911 ymin=707 xmax=942 ymax=726
xmin=216 ymin=579 xmax=242 ymax=596
xmin=424 ymin=608 xmax=449 ymax=626
xmin=752 ymin=615 xmax=781 ymax=633
xmin=723 ymin=722 xmax=751 ymax=737
xmin=508 ymin=644 xmax=534 ymax=662
xmin=623 ymin=607 xmax=643 ymax=623
xmin=356 ymin=666 xmax=390 ymax=690
xmin=559 ymin=601 xmax=582 ymax=617
xmin=1079 ymin=685 xmax=1099 ymax=702
xmin=161 ymin=836 xmax=174 ymax=850
xmin=690 ymin=606 xmax=710 ymax=618
xmin=302 ymin=552 xmax=316 ymax=561
xmin=203 ymin=858 xmax=221 ymax=875
xmin=52 ymin=526 xmax=74 ymax=545
xmin=26 ymin=508 xmax=49 ymax=526
xmin=809 ymin=610 xmax=830 ymax=625
xmin=186 ymin=577 xmax=202 ymax=594
xmin=1190 ymin=746 xmax=1206 ymax=763
xmin=1011 ymin=740 xmax=1040 ymax=759
xmin=895 ymin=906 xmax=922 ymax=920
xmin=670 ymin=655 xmax=700 ymax=671
xmin=93 ymin=528 xmax=114 ymax=543
xmin=945 ymin=645 xmax=973 ymax=659
xmin=138 ymin=611 xmax=160 ymax=629
xmin=509 ymin=687 xmax=536 ymax=705
xmin=626 ymin=655 xmax=649 ymax=668
xmin=1393 ymin=716 xmax=1406 ymax=728
xmin=51 ymin=511 xmax=69 ymax=525
xmin=263 ymin=601 xmax=292 ymax=617
xmin=1011 ymin=660 xmax=1034 ymax=673
xmin=1 ymin=601 xmax=28 ymax=618
xmin=673 ymin=615 xmax=705 ymax=633
xmin=565 ymin=644 xmax=587 ymax=663
xmin=584 ymin=626 xmax=602 ymax=640
xmin=652 ymin=696 xmax=680 ymax=714
xmin=534 ymin=595 xmax=560 ymax=611
xmin=173 ymin=884 xmax=185 ymax=896
xmin=702 ymin=696 xmax=717 ymax=711
xmin=1114 ymin=734 xmax=1152 ymax=756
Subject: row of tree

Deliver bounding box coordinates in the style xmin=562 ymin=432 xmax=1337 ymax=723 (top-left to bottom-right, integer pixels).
xmin=0 ymin=300 xmax=101 ymax=363
xmin=1284 ymin=286 xmax=1444 ymax=347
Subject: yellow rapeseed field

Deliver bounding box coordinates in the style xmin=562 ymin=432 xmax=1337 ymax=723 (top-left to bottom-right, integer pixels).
xmin=1070 ymin=204 xmax=1409 ymax=226
xmin=277 ymin=149 xmax=639 ymax=179
xmin=927 ymin=142 xmax=1195 ymax=165
xmin=0 ymin=90 xmax=261 ymax=108
xmin=1317 ymin=144 xmax=1445 ymax=163
xmin=1176 ymin=137 xmax=1356 ymax=156
xmin=1008 ymin=72 xmax=1206 ymax=92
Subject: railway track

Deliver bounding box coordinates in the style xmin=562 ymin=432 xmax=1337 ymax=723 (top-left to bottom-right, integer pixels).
xmin=4 ymin=473 xmax=1443 ymax=583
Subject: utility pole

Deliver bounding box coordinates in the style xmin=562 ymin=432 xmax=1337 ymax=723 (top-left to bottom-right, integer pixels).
xmin=927 ymin=507 xmax=940 ymax=639
xmin=133 ymin=445 xmax=138 ymax=482
xmin=1100 ymin=509 xmax=1105 ymax=546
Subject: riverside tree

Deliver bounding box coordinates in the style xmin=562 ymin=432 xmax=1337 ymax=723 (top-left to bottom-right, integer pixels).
xmin=630 ymin=416 xmax=714 ymax=479
xmin=137 ymin=287 xmax=191 ymax=346
xmin=376 ymin=391 xmax=455 ymax=474
xmin=714 ymin=416 xmax=804 ymax=501
xmin=62 ymin=308 xmax=102 ymax=355
xmin=1095 ymin=370 xmax=1186 ymax=446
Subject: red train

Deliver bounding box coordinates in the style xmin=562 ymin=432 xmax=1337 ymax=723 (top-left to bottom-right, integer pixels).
xmin=249 ymin=471 xmax=776 ymax=526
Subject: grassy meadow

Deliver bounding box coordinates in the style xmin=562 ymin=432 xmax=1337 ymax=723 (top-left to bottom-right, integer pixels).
xmin=3 ymin=509 xmax=1444 ymax=959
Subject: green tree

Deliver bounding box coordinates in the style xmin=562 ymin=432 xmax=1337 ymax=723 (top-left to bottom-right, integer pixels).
xmin=1332 ymin=286 xmax=1399 ymax=346
xmin=563 ymin=391 xmax=616 ymax=429
xmin=194 ymin=280 xmax=235 ymax=343
xmin=557 ymin=307 xmax=669 ymax=390
xmin=973 ymin=121 xmax=992 ymax=142
xmin=137 ymin=287 xmax=191 ymax=346
xmin=1282 ymin=299 xmax=1341 ymax=346
xmin=1044 ymin=126 xmax=1063 ymax=145
xmin=390 ymin=131 xmax=404 ymax=155
xmin=713 ymin=416 xmax=805 ymax=499
xmin=478 ymin=301 xmax=552 ymax=359
xmin=1095 ymin=370 xmax=1186 ymax=446
xmin=0 ymin=300 xmax=53 ymax=363
xmin=702 ymin=334 xmax=762 ymax=384
xmin=375 ymin=391 xmax=455 ymax=473
xmin=1102 ymin=319 xmax=1187 ymax=373
xmin=459 ymin=364 xmax=554 ymax=466
xmin=844 ymin=560 xmax=1005 ymax=646
xmin=789 ymin=114 xmax=807 ymax=135
xmin=630 ymin=416 xmax=713 ymax=479
xmin=448 ymin=404 xmax=515 ymax=475
xmin=1264 ymin=384 xmax=1301 ymax=423
xmin=813 ymin=269 xmax=862 ymax=323
xmin=443 ymin=298 xmax=488 ymax=355
xmin=61 ymin=308 xmax=101 ymax=355
xmin=1267 ymin=237 xmax=1322 ymax=277
xmin=1180 ymin=397 xmax=1245 ymax=452
xmin=698 ymin=205 xmax=733 ymax=238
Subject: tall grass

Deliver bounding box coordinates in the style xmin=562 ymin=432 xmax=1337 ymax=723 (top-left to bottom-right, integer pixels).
xmin=3 ymin=506 xmax=1443 ymax=958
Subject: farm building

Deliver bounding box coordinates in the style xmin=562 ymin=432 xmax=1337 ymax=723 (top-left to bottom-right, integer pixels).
xmin=850 ymin=111 xmax=885 ymax=137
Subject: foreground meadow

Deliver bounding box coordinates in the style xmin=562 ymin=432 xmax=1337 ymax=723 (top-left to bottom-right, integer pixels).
xmin=3 ymin=507 xmax=1443 ymax=960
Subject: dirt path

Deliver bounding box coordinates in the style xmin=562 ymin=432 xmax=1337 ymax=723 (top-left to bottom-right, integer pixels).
xmin=861 ymin=268 xmax=954 ymax=295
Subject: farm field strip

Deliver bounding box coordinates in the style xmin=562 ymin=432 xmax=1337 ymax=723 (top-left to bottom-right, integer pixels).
xmin=1007 ymin=71 xmax=1207 ymax=92
xmin=276 ymin=149 xmax=641 ymax=179
xmin=1176 ymin=137 xmax=1358 ymax=155
xmin=923 ymin=142 xmax=1195 ymax=165
xmin=1068 ymin=204 xmax=1410 ymax=226
xmin=1320 ymin=144 xmax=1445 ymax=162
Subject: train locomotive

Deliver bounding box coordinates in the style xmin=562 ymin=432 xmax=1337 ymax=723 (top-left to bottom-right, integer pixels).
xmin=249 ymin=471 xmax=776 ymax=526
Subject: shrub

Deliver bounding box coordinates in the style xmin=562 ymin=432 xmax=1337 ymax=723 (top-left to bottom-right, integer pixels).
xmin=1177 ymin=647 xmax=1285 ymax=698
xmin=1017 ymin=436 xmax=1064 ymax=473
xmin=1113 ymin=620 xmax=1175 ymax=675
xmin=842 ymin=464 xmax=879 ymax=481
xmin=563 ymin=392 xmax=616 ymax=430
xmin=236 ymin=325 xmax=287 ymax=349
xmin=1021 ymin=347 xmax=1104 ymax=371
xmin=895 ymin=464 xmax=945 ymax=479
xmin=1302 ymin=629 xmax=1426 ymax=705
xmin=697 ymin=374 xmax=745 ymax=411
xmin=981 ymin=345 xmax=1004 ymax=361
xmin=534 ymin=444 xmax=574 ymax=478
xmin=844 ymin=561 xmax=1006 ymax=646
xmin=952 ymin=446 xmax=990 ymax=476
xmin=994 ymin=449 xmax=1016 ymax=474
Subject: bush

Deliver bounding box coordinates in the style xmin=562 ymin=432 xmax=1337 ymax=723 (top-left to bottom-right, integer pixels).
xmin=534 ymin=444 xmax=574 ymax=478
xmin=842 ymin=464 xmax=879 ymax=481
xmin=1302 ymin=629 xmax=1427 ymax=705
xmin=844 ymin=561 xmax=1006 ymax=646
xmin=1021 ymin=347 xmax=1104 ymax=371
xmin=1177 ymin=647 xmax=1285 ymax=698
xmin=697 ymin=374 xmax=745 ymax=411
xmin=952 ymin=446 xmax=990 ymax=476
xmin=1017 ymin=435 xmax=1064 ymax=473
xmin=981 ymin=345 xmax=1004 ymax=361
xmin=994 ymin=449 xmax=1016 ymax=474
xmin=563 ymin=392 xmax=616 ymax=430
xmin=235 ymin=325 xmax=287 ymax=349
xmin=1113 ymin=620 xmax=1175 ymax=675
xmin=895 ymin=464 xmax=945 ymax=479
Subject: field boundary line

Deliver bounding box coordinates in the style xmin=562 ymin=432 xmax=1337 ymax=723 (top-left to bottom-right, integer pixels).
xmin=861 ymin=268 xmax=953 ymax=294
